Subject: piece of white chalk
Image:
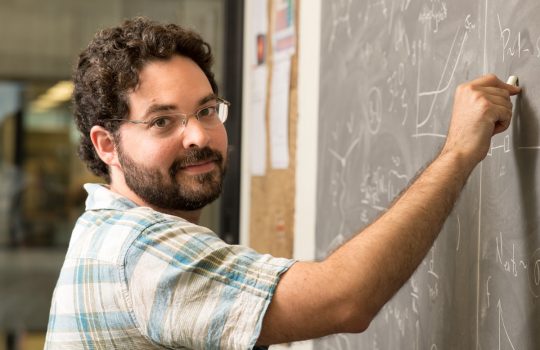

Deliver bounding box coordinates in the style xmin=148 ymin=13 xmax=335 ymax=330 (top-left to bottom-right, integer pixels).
xmin=507 ymin=75 xmax=519 ymax=86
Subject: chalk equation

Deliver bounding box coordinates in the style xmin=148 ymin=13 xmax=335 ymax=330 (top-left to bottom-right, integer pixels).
xmin=498 ymin=13 xmax=540 ymax=62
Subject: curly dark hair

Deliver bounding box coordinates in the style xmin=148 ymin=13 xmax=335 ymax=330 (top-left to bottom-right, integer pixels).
xmin=73 ymin=17 xmax=218 ymax=182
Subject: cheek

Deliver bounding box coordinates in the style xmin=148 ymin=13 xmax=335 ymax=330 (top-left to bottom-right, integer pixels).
xmin=122 ymin=136 xmax=177 ymax=166
xmin=212 ymin=126 xmax=228 ymax=156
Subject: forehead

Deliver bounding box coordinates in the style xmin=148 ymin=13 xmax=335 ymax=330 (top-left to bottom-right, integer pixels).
xmin=128 ymin=55 xmax=213 ymax=111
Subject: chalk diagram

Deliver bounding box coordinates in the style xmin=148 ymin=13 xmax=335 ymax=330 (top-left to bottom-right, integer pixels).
xmin=528 ymin=248 xmax=540 ymax=298
xmin=327 ymin=0 xmax=353 ymax=52
xmin=320 ymin=333 xmax=353 ymax=350
xmin=324 ymin=115 xmax=409 ymax=246
xmin=497 ymin=300 xmax=517 ymax=350
xmin=414 ymin=15 xmax=474 ymax=139
xmin=324 ymin=113 xmax=363 ymax=255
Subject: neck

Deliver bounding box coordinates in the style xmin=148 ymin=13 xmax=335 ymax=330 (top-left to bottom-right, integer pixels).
xmin=108 ymin=175 xmax=202 ymax=224
xmin=158 ymin=207 xmax=202 ymax=224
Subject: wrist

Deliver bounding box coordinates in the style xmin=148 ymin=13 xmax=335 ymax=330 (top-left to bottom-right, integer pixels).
xmin=435 ymin=147 xmax=478 ymax=183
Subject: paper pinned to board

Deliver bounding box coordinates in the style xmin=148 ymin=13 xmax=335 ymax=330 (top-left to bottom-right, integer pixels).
xmin=250 ymin=65 xmax=268 ymax=176
xmin=249 ymin=0 xmax=269 ymax=176
xmin=272 ymin=0 xmax=296 ymax=61
xmin=269 ymin=58 xmax=291 ymax=169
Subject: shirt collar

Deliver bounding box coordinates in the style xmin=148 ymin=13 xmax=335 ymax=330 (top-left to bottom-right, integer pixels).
xmin=84 ymin=183 xmax=139 ymax=211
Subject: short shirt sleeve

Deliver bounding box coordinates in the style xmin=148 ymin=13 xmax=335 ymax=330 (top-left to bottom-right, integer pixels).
xmin=123 ymin=220 xmax=294 ymax=350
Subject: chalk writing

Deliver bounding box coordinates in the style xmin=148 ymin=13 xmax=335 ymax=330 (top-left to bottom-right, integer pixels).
xmin=360 ymin=165 xmax=409 ymax=211
xmin=495 ymin=232 xmax=527 ymax=278
xmin=367 ymin=87 xmax=383 ymax=134
xmin=528 ymin=248 xmax=540 ymax=298
xmin=427 ymin=247 xmax=440 ymax=300
xmin=321 ymin=333 xmax=352 ymax=350
xmin=418 ymin=0 xmax=448 ymax=33
xmin=387 ymin=63 xmax=410 ymax=125
xmin=372 ymin=332 xmax=381 ymax=350
xmin=486 ymin=275 xmax=492 ymax=308
xmin=497 ymin=300 xmax=517 ymax=350
xmin=328 ymin=0 xmax=353 ymax=52
xmin=382 ymin=303 xmax=411 ymax=337
xmin=410 ymin=276 xmax=420 ymax=314
xmin=497 ymin=13 xmax=540 ymax=61
xmin=456 ymin=215 xmax=461 ymax=251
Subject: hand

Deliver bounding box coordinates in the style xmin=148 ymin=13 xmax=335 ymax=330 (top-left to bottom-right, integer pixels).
xmin=442 ymin=74 xmax=521 ymax=167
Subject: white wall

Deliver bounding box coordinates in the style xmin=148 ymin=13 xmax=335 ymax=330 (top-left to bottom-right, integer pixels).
xmin=293 ymin=0 xmax=321 ymax=263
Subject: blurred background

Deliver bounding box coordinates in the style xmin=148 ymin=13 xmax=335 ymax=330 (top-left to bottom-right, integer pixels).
xmin=0 ymin=1 xmax=243 ymax=348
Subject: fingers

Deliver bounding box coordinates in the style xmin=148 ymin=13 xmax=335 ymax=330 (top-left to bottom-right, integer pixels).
xmin=480 ymin=86 xmax=510 ymax=98
xmin=492 ymin=105 xmax=512 ymax=123
xmin=444 ymin=74 xmax=520 ymax=164
xmin=474 ymin=76 xmax=518 ymax=133
xmin=493 ymin=113 xmax=512 ymax=135
xmin=484 ymin=95 xmax=513 ymax=136
xmin=463 ymin=75 xmax=517 ymax=120
xmin=482 ymin=92 xmax=513 ymax=110
xmin=492 ymin=104 xmax=512 ymax=129
xmin=456 ymin=83 xmax=513 ymax=117
xmin=472 ymin=74 xmax=522 ymax=95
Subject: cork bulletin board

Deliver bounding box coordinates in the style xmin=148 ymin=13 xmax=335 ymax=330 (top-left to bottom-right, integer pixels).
xmin=249 ymin=0 xmax=299 ymax=258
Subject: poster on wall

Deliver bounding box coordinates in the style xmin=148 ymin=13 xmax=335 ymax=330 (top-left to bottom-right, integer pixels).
xmin=272 ymin=0 xmax=296 ymax=61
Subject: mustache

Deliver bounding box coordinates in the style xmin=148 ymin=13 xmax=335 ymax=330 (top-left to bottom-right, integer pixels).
xmin=169 ymin=147 xmax=224 ymax=176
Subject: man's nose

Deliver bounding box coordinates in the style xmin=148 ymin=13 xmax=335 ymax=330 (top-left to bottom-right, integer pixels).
xmin=181 ymin=117 xmax=210 ymax=148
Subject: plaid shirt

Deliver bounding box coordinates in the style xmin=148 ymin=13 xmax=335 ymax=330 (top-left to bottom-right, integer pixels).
xmin=45 ymin=184 xmax=294 ymax=349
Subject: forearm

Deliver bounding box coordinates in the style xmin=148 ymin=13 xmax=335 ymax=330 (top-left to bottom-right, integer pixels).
xmin=325 ymin=149 xmax=475 ymax=328
xmin=259 ymin=151 xmax=476 ymax=344
xmin=258 ymin=75 xmax=519 ymax=345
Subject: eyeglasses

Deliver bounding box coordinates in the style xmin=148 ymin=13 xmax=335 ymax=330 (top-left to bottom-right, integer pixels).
xmin=110 ymin=98 xmax=230 ymax=137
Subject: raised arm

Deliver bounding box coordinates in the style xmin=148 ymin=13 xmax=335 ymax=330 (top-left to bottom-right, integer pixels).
xmin=257 ymin=74 xmax=521 ymax=345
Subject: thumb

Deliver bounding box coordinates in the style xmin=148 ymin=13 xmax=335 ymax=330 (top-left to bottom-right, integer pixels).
xmin=507 ymin=84 xmax=522 ymax=96
xmin=504 ymin=76 xmax=522 ymax=95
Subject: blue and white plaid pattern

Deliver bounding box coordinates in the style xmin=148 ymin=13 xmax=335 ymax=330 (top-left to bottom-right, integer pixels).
xmin=45 ymin=184 xmax=294 ymax=349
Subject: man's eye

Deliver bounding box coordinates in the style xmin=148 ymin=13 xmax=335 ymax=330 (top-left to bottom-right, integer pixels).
xmin=149 ymin=116 xmax=174 ymax=128
xmin=198 ymin=106 xmax=216 ymax=119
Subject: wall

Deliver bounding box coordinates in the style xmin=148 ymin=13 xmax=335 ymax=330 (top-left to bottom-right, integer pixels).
xmin=0 ymin=0 xmax=224 ymax=84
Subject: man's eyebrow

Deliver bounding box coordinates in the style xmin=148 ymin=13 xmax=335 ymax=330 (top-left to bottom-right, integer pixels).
xmin=143 ymin=104 xmax=178 ymax=118
xmin=142 ymin=94 xmax=218 ymax=118
xmin=198 ymin=93 xmax=218 ymax=106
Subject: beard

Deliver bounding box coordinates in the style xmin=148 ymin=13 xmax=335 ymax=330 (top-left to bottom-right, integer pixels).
xmin=117 ymin=145 xmax=226 ymax=211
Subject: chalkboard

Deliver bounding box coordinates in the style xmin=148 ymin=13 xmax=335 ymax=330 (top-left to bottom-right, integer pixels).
xmin=315 ymin=1 xmax=540 ymax=349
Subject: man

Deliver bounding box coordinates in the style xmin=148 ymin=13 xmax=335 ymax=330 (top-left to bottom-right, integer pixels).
xmin=45 ymin=17 xmax=520 ymax=349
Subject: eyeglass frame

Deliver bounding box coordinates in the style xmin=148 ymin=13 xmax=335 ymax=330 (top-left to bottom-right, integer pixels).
xmin=108 ymin=97 xmax=230 ymax=133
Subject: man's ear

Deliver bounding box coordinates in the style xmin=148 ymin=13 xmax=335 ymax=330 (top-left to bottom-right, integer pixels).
xmin=90 ymin=125 xmax=120 ymax=167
